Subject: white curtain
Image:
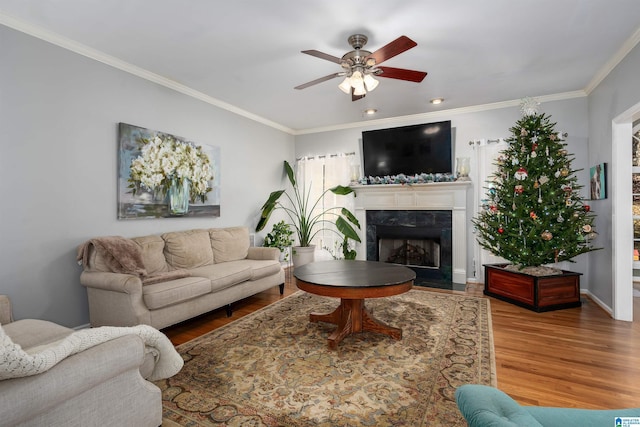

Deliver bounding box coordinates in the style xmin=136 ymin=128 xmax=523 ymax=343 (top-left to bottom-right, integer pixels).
xmin=473 ymin=139 xmax=509 ymax=281
xmin=296 ymin=154 xmax=354 ymax=257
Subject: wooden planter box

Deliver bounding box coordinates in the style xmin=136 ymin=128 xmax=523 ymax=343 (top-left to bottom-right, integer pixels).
xmin=484 ymin=263 xmax=582 ymax=312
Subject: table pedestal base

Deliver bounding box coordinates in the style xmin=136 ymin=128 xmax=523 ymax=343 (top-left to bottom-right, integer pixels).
xmin=309 ymin=298 xmax=402 ymax=350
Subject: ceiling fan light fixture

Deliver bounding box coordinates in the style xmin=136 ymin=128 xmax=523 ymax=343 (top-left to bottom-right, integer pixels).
xmin=338 ymin=77 xmax=352 ymax=94
xmin=363 ymin=74 xmax=379 ymax=91
xmin=353 ymin=83 xmax=366 ymax=96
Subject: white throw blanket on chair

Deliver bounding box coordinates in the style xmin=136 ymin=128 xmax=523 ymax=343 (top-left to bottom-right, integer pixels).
xmin=0 ymin=323 xmax=183 ymax=381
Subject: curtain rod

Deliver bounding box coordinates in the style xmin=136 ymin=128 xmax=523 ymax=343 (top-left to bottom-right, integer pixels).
xmin=296 ymin=152 xmax=356 ymax=161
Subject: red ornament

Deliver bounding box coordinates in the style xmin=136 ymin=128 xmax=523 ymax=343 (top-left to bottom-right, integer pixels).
xmin=529 ymin=211 xmax=538 ymax=220
xmin=584 ymin=205 xmax=591 ymax=212
xmin=498 ymin=226 xmax=504 ymax=234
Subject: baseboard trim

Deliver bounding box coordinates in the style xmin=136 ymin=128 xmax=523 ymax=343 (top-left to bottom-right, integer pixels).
xmin=580 ymin=289 xmax=613 ymax=318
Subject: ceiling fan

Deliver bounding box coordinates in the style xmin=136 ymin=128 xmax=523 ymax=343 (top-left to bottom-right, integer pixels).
xmin=294 ymin=34 xmax=427 ymax=101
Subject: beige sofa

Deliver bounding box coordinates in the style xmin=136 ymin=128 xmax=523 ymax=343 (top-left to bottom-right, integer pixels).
xmin=0 ymin=295 xmax=165 ymax=427
xmin=79 ymin=226 xmax=285 ymax=329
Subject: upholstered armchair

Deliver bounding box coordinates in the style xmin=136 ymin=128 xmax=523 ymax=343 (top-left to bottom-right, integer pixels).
xmin=456 ymin=384 xmax=640 ymax=427
xmin=0 ymin=294 xmax=178 ymax=426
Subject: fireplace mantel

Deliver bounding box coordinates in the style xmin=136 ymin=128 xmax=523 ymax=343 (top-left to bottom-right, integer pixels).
xmin=353 ymin=182 xmax=471 ymax=284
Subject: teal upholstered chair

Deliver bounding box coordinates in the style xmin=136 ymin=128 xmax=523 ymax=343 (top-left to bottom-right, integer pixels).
xmin=455 ymin=384 xmax=640 ymax=427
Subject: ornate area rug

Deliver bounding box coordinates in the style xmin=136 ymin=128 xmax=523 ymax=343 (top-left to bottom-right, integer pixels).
xmin=156 ymin=289 xmax=495 ymax=426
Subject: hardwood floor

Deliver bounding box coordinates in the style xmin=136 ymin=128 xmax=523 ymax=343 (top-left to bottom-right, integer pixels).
xmin=163 ymin=269 xmax=640 ymax=410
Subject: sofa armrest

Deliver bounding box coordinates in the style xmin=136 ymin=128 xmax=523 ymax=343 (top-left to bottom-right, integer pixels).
xmin=247 ymin=246 xmax=280 ymax=261
xmin=0 ymin=295 xmax=12 ymax=324
xmin=80 ymin=271 xmax=143 ymax=294
xmin=0 ymin=334 xmax=154 ymax=426
xmin=80 ymin=271 xmax=151 ymax=327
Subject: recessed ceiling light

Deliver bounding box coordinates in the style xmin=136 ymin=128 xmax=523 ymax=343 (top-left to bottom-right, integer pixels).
xmin=364 ymin=108 xmax=377 ymax=115
xmin=430 ymin=98 xmax=444 ymax=105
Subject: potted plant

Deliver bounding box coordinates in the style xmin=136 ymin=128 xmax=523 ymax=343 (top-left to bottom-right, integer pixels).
xmin=256 ymin=160 xmax=361 ymax=267
xmin=263 ymin=220 xmax=294 ymax=262
xmin=472 ymin=99 xmax=600 ymax=311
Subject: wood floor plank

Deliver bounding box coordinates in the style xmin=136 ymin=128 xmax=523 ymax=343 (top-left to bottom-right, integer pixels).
xmin=162 ymin=269 xmax=640 ymax=410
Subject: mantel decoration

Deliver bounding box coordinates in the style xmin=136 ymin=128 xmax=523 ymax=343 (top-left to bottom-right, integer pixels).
xmin=472 ymin=98 xmax=600 ymax=311
xmin=118 ymin=123 xmax=220 ymax=219
xmin=256 ymin=160 xmax=361 ymax=267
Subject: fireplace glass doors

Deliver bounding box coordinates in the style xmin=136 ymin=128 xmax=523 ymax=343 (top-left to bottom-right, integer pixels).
xmin=366 ymin=210 xmax=453 ymax=289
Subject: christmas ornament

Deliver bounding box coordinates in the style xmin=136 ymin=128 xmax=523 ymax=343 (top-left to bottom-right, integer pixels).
xmin=584 ymin=205 xmax=591 ymax=212
xmin=521 ymin=128 xmax=528 ymax=136
xmin=558 ymin=149 xmax=568 ymax=156
xmin=514 ymin=167 xmax=528 ymax=180
xmin=582 ymin=224 xmax=592 ymax=233
xmin=561 ymin=168 xmax=569 ymax=177
xmin=541 ymin=230 xmax=553 ymax=241
xmin=557 ymin=213 xmax=565 ymax=222
xmin=530 ymin=211 xmax=538 ymax=220
xmin=533 ymin=180 xmax=540 ymax=189
xmin=539 ymin=175 xmax=549 ymax=185
xmin=550 ymin=133 xmax=557 ymax=141
xmin=531 ymin=150 xmax=537 ymax=158
xmin=498 ymin=226 xmax=504 ymax=234
xmin=514 ymin=185 xmax=524 ymax=194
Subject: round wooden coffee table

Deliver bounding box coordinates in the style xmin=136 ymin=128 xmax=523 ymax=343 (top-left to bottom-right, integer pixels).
xmin=294 ymin=260 xmax=416 ymax=349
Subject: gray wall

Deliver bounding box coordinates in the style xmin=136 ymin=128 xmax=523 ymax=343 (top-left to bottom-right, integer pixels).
xmin=294 ymin=97 xmax=591 ymax=285
xmin=587 ymin=42 xmax=640 ymax=307
xmin=0 ymin=25 xmax=294 ymax=327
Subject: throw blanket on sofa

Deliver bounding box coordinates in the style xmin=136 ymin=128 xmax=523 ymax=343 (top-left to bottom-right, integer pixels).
xmin=77 ymin=236 xmax=147 ymax=276
xmin=0 ymin=324 xmax=183 ymax=381
xmin=77 ymin=236 xmax=190 ymax=284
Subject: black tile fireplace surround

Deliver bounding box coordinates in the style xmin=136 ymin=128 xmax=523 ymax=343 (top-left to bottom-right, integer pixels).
xmin=366 ymin=210 xmax=458 ymax=290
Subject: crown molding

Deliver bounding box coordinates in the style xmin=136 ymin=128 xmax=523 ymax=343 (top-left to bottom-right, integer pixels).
xmin=585 ymin=24 xmax=640 ymax=95
xmin=293 ymin=91 xmax=587 ymax=135
xmin=0 ymin=11 xmax=601 ymax=137
xmin=0 ymin=12 xmax=296 ymax=135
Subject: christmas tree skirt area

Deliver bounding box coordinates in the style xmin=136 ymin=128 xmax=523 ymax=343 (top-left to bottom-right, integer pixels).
xmin=484 ymin=263 xmax=582 ymax=312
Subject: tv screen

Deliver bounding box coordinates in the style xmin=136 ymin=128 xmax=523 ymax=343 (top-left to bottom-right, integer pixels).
xmin=362 ymin=121 xmax=452 ymax=177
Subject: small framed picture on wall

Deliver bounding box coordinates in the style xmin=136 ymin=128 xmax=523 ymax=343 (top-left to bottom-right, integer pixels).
xmin=589 ymin=162 xmax=607 ymax=200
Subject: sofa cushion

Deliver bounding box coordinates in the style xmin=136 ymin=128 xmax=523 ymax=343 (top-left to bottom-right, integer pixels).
xmin=132 ymin=235 xmax=169 ymax=275
xmin=246 ymin=260 xmax=282 ymax=281
xmin=142 ymin=276 xmax=212 ymax=310
xmin=210 ymin=227 xmax=250 ymax=263
xmin=162 ymin=229 xmax=214 ymax=270
xmin=188 ymin=262 xmax=253 ymax=292
xmin=3 ymin=319 xmax=73 ymax=352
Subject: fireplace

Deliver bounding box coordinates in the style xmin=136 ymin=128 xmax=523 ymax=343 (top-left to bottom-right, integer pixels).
xmin=366 ymin=211 xmax=452 ymax=288
xmin=353 ymin=181 xmax=470 ymax=288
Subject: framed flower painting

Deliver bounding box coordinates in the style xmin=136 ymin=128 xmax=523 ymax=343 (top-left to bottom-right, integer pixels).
xmin=117 ymin=123 xmax=221 ymax=219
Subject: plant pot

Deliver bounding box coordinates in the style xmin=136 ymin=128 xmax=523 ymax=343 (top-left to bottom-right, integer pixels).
xmin=292 ymin=245 xmax=315 ymax=268
xmin=484 ymin=263 xmax=582 ymax=312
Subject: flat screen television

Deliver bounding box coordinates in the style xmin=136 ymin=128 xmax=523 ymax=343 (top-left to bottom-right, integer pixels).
xmin=362 ymin=120 xmax=452 ymax=177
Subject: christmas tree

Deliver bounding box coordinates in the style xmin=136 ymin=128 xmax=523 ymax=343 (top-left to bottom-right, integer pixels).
xmin=473 ymin=99 xmax=599 ymax=269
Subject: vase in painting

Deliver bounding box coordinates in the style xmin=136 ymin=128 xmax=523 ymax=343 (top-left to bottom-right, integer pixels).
xmin=169 ymin=178 xmax=190 ymax=216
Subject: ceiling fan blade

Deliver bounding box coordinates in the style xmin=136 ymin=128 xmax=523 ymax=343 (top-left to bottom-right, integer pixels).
xmin=301 ymin=50 xmax=343 ymax=64
xmin=366 ymin=35 xmax=417 ymax=65
xmin=351 ymin=88 xmax=365 ymax=102
xmin=295 ymin=72 xmax=342 ymax=90
xmin=377 ymin=66 xmax=427 ymax=83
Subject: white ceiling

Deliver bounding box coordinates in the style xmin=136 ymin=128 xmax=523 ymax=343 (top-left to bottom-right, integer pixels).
xmin=2 ymin=1 xmax=640 ymax=133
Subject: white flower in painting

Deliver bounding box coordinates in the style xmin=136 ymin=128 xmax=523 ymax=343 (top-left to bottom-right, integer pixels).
xmin=128 ymin=134 xmax=213 ymax=202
